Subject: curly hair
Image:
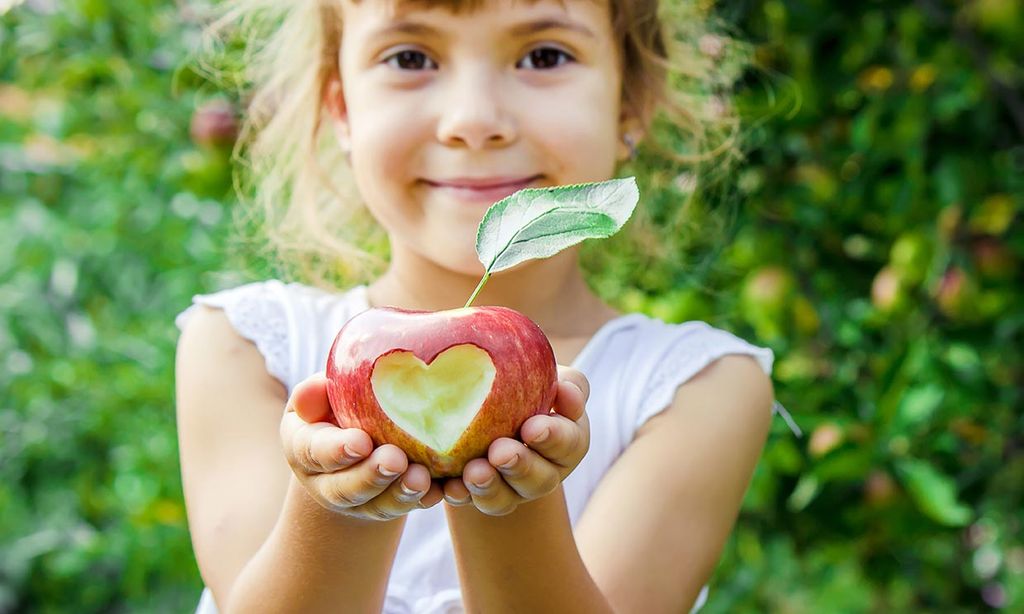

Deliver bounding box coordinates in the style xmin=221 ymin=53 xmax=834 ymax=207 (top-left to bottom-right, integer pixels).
xmin=193 ymin=0 xmax=754 ymax=291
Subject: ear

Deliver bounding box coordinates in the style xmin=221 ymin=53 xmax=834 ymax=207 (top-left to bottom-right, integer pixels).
xmin=617 ymin=108 xmax=647 ymax=162
xmin=323 ymin=75 xmax=352 ymax=152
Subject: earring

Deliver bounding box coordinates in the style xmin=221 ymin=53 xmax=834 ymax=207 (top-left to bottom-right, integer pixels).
xmin=622 ymin=133 xmax=637 ymax=161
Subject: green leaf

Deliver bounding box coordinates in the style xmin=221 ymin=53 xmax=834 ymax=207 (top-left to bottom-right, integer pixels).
xmin=893 ymin=385 xmax=944 ymax=431
xmin=895 ymin=459 xmax=972 ymax=527
xmin=475 ymin=177 xmax=639 ymax=275
xmin=787 ymin=474 xmax=820 ymax=512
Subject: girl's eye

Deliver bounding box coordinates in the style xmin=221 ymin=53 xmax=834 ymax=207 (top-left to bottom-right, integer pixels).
xmin=384 ymin=49 xmax=437 ymax=71
xmin=518 ymin=46 xmax=575 ymax=70
xmin=382 ymin=46 xmax=574 ymax=72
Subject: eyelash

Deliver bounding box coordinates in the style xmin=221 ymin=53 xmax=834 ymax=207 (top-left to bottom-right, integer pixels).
xmin=381 ymin=46 xmax=576 ymax=72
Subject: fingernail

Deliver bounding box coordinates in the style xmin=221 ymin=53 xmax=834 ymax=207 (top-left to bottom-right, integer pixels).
xmin=378 ymin=465 xmax=401 ymax=478
xmin=399 ymin=481 xmax=424 ymax=500
xmin=343 ymin=444 xmax=363 ymax=460
xmin=497 ymin=455 xmax=520 ymax=470
xmin=445 ymin=494 xmax=470 ymax=505
xmin=531 ymin=429 xmax=550 ymax=444
xmin=470 ymin=475 xmax=495 ymax=490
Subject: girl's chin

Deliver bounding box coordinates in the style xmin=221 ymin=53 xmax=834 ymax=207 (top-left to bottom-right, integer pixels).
xmin=444 ymin=255 xmax=537 ymax=280
xmin=416 ymin=246 xmax=486 ymax=279
xmin=445 ymin=258 xmax=489 ymax=279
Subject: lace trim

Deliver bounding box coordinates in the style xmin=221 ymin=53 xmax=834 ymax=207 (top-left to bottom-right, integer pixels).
xmin=639 ymin=324 xmax=801 ymax=438
xmin=188 ymin=283 xmax=292 ymax=390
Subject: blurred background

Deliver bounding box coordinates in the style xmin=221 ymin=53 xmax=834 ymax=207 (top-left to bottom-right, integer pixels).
xmin=1 ymin=0 xmax=1021 ymax=611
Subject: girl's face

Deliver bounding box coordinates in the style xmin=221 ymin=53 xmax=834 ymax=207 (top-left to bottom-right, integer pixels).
xmin=329 ymin=0 xmax=634 ymax=276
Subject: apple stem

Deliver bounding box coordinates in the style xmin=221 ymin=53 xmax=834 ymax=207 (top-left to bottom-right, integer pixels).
xmin=464 ymin=272 xmax=490 ymax=308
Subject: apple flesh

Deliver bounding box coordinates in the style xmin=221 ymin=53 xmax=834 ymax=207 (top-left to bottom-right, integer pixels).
xmin=325 ymin=306 xmax=558 ymax=477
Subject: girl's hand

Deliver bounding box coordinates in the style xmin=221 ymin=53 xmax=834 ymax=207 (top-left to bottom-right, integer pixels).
xmin=442 ymin=366 xmax=591 ymax=516
xmin=280 ymin=373 xmax=446 ymax=522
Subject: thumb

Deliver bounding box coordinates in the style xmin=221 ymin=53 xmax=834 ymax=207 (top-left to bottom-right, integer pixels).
xmin=288 ymin=373 xmax=336 ymax=424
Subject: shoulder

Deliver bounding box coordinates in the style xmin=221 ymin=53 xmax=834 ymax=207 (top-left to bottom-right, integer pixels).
xmin=176 ymin=304 xmax=287 ymax=400
xmin=629 ymin=314 xmax=775 ymax=439
xmin=174 ymin=279 xmax=368 ymax=392
xmin=596 ymin=314 xmax=774 ymax=437
xmin=637 ymin=352 xmax=773 ymax=439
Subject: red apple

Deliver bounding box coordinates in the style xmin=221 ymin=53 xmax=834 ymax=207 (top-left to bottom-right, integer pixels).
xmin=325 ymin=306 xmax=559 ymax=478
xmin=190 ymin=99 xmax=238 ymax=149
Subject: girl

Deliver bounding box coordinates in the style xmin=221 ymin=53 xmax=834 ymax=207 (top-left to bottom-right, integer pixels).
xmin=175 ymin=0 xmax=789 ymax=612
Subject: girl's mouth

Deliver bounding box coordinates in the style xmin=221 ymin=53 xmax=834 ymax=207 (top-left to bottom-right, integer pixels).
xmin=424 ymin=175 xmax=542 ymax=204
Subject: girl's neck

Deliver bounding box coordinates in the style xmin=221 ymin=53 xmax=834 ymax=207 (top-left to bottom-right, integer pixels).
xmin=365 ymin=248 xmax=620 ymax=339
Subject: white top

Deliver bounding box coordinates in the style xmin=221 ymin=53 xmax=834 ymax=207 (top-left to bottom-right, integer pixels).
xmin=175 ymin=279 xmax=785 ymax=614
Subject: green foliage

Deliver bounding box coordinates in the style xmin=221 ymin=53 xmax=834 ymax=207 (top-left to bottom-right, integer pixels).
xmin=1 ymin=0 xmax=1020 ymax=612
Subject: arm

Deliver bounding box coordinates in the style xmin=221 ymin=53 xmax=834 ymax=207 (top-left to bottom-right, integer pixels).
xmin=576 ymin=354 xmax=773 ymax=612
xmin=230 ymin=478 xmax=407 ymax=613
xmin=444 ymin=354 xmax=773 ymax=614
xmin=176 ymin=305 xmax=406 ymax=614
xmin=446 ymin=485 xmax=615 ymax=614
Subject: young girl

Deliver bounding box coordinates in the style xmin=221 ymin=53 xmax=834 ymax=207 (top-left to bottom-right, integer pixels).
xmin=175 ymin=1 xmax=787 ymax=612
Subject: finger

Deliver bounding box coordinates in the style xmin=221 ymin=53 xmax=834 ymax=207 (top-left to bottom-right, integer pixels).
xmin=315 ymin=444 xmax=409 ymax=509
xmin=519 ymin=412 xmax=590 ymax=469
xmin=419 ymin=482 xmax=446 ymax=508
xmin=462 ymin=458 xmax=521 ymax=516
xmin=556 ymin=366 xmax=589 ymax=402
xmin=554 ymin=367 xmax=589 ymax=420
xmin=383 ymin=464 xmax=435 ymax=508
xmin=308 ymin=425 xmax=373 ymax=472
xmin=287 ymin=373 xmax=335 ymax=424
xmin=442 ymin=478 xmax=473 ymax=506
xmin=282 ymin=412 xmax=341 ymax=475
xmin=486 ymin=441 xmax=563 ymax=500
xmin=356 ymin=464 xmax=432 ymax=521
xmin=551 ymin=379 xmax=587 ymax=421
xmin=282 ymin=415 xmax=356 ymax=475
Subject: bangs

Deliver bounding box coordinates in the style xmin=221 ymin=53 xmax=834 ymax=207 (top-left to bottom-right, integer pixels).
xmin=349 ymin=0 xmax=579 ymax=17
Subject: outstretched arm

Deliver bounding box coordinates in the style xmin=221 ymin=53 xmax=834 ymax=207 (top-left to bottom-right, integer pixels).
xmin=177 ymin=306 xmax=423 ymax=613
xmin=443 ymin=355 xmax=773 ymax=614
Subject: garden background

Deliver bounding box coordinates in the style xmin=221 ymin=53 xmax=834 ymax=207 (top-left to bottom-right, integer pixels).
xmin=1 ymin=0 xmax=1021 ymax=611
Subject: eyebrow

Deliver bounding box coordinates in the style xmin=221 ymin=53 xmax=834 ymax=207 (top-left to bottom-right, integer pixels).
xmin=369 ymin=17 xmax=597 ymax=40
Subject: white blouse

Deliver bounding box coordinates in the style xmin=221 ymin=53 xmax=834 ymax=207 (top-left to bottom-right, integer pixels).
xmin=176 ymin=280 xmax=790 ymax=614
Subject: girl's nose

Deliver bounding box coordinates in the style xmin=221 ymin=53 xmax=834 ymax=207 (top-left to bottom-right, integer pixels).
xmin=435 ymin=66 xmax=517 ymax=151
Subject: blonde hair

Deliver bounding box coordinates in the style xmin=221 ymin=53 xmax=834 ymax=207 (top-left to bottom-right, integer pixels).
xmin=193 ymin=0 xmax=755 ymax=292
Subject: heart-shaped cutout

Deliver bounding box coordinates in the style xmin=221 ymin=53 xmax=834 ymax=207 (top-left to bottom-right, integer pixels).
xmin=370 ymin=344 xmax=497 ymax=453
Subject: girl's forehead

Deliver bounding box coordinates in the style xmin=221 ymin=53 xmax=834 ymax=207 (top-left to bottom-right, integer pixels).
xmin=344 ymin=0 xmax=597 ymax=18
xmin=337 ymin=0 xmax=611 ymax=44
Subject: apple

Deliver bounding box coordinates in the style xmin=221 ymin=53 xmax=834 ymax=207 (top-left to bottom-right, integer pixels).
xmin=325 ymin=306 xmax=559 ymax=478
xmin=808 ymin=422 xmax=844 ymax=458
xmin=864 ymin=470 xmax=896 ymax=507
xmin=740 ymin=265 xmax=796 ymax=341
xmin=889 ymin=231 xmax=932 ymax=286
xmin=190 ymin=99 xmax=238 ymax=149
xmin=934 ymin=266 xmax=979 ymax=320
xmin=871 ymin=265 xmax=904 ymax=312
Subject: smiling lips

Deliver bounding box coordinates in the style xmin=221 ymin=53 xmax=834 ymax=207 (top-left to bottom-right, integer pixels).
xmin=425 ymin=175 xmax=541 ymax=203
